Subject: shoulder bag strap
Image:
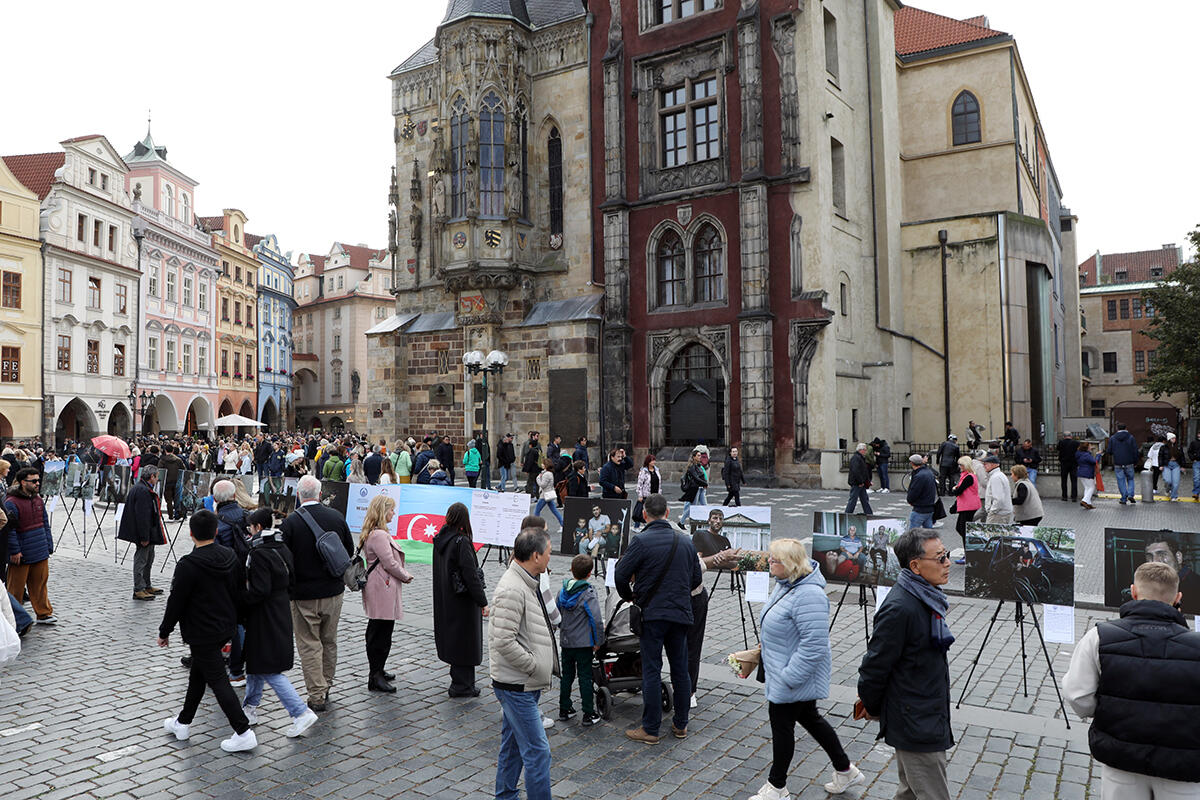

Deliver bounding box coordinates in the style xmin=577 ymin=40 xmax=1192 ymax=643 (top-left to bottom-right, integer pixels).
xmin=296 ymin=507 xmax=326 ymax=541
xmin=637 ymin=532 xmax=681 ymax=610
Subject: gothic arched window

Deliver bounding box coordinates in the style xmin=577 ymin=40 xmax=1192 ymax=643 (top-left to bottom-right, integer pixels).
xmin=656 ymin=231 xmax=685 ymax=307
xmin=693 ymin=224 xmax=724 ymax=302
xmin=548 ymin=127 xmax=563 ymax=236
xmin=479 ymin=92 xmax=505 ymax=217
xmin=951 ymin=91 xmax=981 ymax=145
xmin=665 ymin=342 xmax=724 ymax=445
xmin=450 ymin=97 xmax=468 ymax=217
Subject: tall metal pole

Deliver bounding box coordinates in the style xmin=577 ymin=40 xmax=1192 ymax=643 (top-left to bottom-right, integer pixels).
xmin=938 ymin=229 xmax=952 ymax=439
xmin=133 ymin=225 xmax=145 ymax=436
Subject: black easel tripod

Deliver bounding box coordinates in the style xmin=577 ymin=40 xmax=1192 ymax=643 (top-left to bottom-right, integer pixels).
xmin=828 ymin=581 xmax=876 ymax=647
xmin=956 ymin=597 xmax=1070 ymax=729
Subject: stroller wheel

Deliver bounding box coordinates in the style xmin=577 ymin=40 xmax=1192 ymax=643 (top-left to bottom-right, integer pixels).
xmin=661 ymin=684 xmax=673 ymax=714
xmin=596 ymin=686 xmax=613 ymax=721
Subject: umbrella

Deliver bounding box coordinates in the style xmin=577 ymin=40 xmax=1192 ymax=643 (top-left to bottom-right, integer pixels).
xmin=214 ymin=414 xmax=266 ymax=428
xmin=91 ymin=435 xmax=132 ymax=460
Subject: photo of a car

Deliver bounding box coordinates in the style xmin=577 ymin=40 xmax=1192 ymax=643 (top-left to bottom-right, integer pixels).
xmin=965 ymin=534 xmax=1075 ymax=605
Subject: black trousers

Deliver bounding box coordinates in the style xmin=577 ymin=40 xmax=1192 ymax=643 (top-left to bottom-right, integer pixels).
xmin=954 ymin=509 xmax=976 ymax=542
xmin=365 ymin=619 xmax=394 ymax=675
xmin=449 ymin=663 xmax=476 ymax=694
xmin=164 ymin=482 xmax=179 ymax=518
xmin=938 ymin=466 xmax=958 ymax=495
xmin=687 ymin=588 xmax=709 ymax=696
xmin=722 ymin=488 xmax=741 ymax=506
xmin=177 ymin=642 xmax=249 ymax=734
xmin=1060 ymin=466 xmax=1078 ymax=500
xmin=768 ymin=700 xmax=850 ymax=789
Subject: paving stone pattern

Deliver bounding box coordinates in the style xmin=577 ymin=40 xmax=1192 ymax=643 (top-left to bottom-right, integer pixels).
xmin=8 ymin=481 xmax=1194 ymax=799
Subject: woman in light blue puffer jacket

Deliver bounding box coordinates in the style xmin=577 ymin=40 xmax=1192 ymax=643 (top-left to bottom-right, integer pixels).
xmin=747 ymin=539 xmax=865 ymax=800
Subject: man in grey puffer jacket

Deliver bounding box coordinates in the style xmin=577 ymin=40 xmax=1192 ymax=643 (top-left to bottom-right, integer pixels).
xmin=489 ymin=527 xmax=559 ymax=800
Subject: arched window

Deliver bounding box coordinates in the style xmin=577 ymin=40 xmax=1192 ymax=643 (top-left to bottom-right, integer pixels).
xmin=165 ymin=185 xmax=175 ymax=217
xmin=693 ymin=224 xmax=724 ymax=302
xmin=182 ymin=192 xmax=190 ymax=224
xmin=656 ymin=231 xmax=685 ymax=307
xmin=450 ymin=97 xmax=468 ymax=217
xmin=479 ymin=92 xmax=505 ymax=217
xmin=665 ymin=342 xmax=724 ymax=445
xmin=952 ymin=91 xmax=981 ymax=145
xmin=548 ymin=127 xmax=563 ymax=236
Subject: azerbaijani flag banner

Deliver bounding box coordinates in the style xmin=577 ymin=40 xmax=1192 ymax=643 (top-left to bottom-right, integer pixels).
xmin=391 ymin=484 xmax=479 ymax=564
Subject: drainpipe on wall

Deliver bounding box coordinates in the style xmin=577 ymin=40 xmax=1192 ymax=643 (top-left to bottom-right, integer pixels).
xmin=586 ymin=10 xmax=607 ymax=456
xmin=939 ymin=229 xmax=952 ymax=437
xmin=39 ymin=237 xmax=50 ymax=445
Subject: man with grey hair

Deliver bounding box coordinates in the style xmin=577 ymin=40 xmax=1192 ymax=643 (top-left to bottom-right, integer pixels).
xmin=280 ymin=474 xmax=353 ymax=711
xmin=846 ymin=443 xmax=873 ymax=514
xmin=117 ymin=464 xmax=166 ymax=600
xmin=490 ymin=526 xmax=558 ymax=799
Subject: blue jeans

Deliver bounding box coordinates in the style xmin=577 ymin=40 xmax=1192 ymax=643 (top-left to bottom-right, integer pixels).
xmin=1164 ymin=460 xmax=1182 ymax=500
xmin=1194 ymin=463 xmax=1200 ymax=497
xmin=498 ymin=466 xmax=512 ymax=492
xmin=638 ymin=618 xmax=691 ymax=736
xmin=877 ymin=462 xmax=890 ymax=490
xmin=908 ymin=511 xmax=934 ymax=531
xmin=534 ymin=498 xmax=563 ymax=525
xmin=9 ymin=592 xmax=32 ymax=631
xmin=244 ymin=672 xmax=308 ymax=718
xmin=846 ymin=486 xmax=872 ymax=514
xmin=227 ymin=624 xmax=246 ymax=677
xmin=1026 ymin=468 xmax=1038 ymax=486
xmin=494 ymin=688 xmax=551 ymax=800
xmin=695 ymin=487 xmax=707 ymax=506
xmin=1114 ymin=465 xmax=1135 ymax=501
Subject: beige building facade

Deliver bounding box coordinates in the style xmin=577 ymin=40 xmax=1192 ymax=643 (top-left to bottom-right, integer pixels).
xmin=199 ymin=209 xmax=259 ymax=426
xmin=0 ymin=158 xmax=44 ymax=439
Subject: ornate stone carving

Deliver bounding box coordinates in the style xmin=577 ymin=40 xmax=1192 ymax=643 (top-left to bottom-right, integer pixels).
xmin=771 ymin=15 xmax=802 ymax=175
xmin=603 ymin=58 xmax=625 ymax=201
xmin=607 ymin=0 xmax=623 ymax=56
xmin=441 ymin=269 xmax=522 ymax=293
xmin=737 ymin=10 xmax=764 ymax=176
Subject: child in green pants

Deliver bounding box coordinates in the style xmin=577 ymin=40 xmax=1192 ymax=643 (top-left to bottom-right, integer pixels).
xmin=556 ymin=554 xmax=605 ymax=726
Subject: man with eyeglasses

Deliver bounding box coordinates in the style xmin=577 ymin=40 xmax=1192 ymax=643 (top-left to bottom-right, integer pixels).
xmin=858 ymin=528 xmax=954 ymax=800
xmin=3 ymin=467 xmax=57 ymax=624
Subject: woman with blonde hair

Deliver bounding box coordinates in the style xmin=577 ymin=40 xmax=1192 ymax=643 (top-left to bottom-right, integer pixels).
xmin=359 ymin=494 xmax=413 ymax=693
xmin=1010 ymin=464 xmax=1044 ymax=526
xmin=947 ymin=454 xmax=981 ymax=545
xmin=748 ymin=538 xmax=864 ymax=799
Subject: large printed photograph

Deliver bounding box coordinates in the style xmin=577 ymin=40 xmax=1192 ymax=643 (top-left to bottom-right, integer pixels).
xmin=811 ymin=512 xmax=904 ymax=585
xmin=561 ymin=497 xmax=631 ymax=558
xmin=964 ymin=523 xmax=1075 ymax=605
xmin=1105 ymin=528 xmax=1200 ymax=613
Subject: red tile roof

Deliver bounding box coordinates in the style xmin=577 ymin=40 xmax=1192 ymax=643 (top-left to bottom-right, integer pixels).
xmin=1078 ymin=246 xmax=1181 ymax=287
xmin=2 ymin=152 xmax=65 ymax=200
xmin=59 ymin=135 xmax=105 ymax=144
xmin=197 ymin=215 xmax=225 ymax=232
xmin=895 ymin=6 xmax=1008 ymax=57
xmin=300 ymin=254 xmax=327 ymax=276
xmin=333 ymin=242 xmax=385 ymax=269
xmin=244 ymin=232 xmax=264 ymax=248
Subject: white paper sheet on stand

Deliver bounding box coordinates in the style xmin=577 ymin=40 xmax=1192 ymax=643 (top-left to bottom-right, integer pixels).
xmin=875 ymin=585 xmax=891 ymax=613
xmin=605 ymin=559 xmax=617 ymax=589
xmin=1042 ymin=604 xmax=1075 ymax=644
xmin=744 ymin=571 xmax=770 ymax=603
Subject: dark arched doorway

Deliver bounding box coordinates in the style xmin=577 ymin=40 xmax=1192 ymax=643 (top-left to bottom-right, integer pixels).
xmin=309 ymin=416 xmax=322 ymax=431
xmin=260 ymin=398 xmax=278 ymax=432
xmin=328 ymin=416 xmax=344 ymax=432
xmin=0 ymin=412 xmax=12 ymax=440
xmin=107 ymin=403 xmax=131 ymax=438
xmin=55 ymin=397 xmax=98 ymax=449
xmin=664 ymin=343 xmax=724 ymax=446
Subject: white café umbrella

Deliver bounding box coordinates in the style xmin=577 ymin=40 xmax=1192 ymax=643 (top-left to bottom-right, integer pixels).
xmin=214 ymin=414 xmax=265 ymax=428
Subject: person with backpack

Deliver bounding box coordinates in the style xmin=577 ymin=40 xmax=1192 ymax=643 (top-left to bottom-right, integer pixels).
xmin=678 ymin=451 xmax=707 ymax=528
xmin=212 ymin=480 xmax=251 ymax=684
xmin=557 ymin=554 xmax=605 ymax=727
xmin=412 ymin=443 xmax=434 ymax=485
xmin=279 ymin=475 xmax=354 ymax=712
xmin=238 ymin=508 xmax=319 ymax=739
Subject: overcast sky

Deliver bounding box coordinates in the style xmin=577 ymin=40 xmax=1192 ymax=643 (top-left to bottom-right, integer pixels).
xmin=3 ymin=1 xmax=1196 ymax=263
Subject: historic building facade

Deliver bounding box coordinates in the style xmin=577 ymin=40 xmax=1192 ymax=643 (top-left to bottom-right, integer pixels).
xmin=251 ymin=233 xmax=296 ymax=431
xmin=895 ymin=8 xmax=1082 ymax=445
xmin=199 ymin=210 xmax=259 ymax=426
xmin=4 ymin=136 xmax=140 ymax=446
xmin=366 ymin=0 xmax=599 ymax=453
xmin=125 ymin=129 xmax=220 ymax=436
xmin=0 ymin=156 xmax=45 ymax=440
xmin=294 ymin=243 xmax=391 ymax=433
xmin=590 ymin=0 xmax=910 ymax=485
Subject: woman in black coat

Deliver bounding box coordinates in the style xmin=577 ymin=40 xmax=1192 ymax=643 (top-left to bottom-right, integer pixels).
xmin=432 ymin=503 xmax=488 ymax=697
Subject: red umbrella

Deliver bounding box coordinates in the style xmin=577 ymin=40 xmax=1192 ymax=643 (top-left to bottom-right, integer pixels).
xmin=91 ymin=435 xmax=131 ymax=460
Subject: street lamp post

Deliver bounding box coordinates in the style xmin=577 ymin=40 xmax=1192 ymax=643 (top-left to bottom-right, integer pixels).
xmin=463 ymin=349 xmax=508 ymax=490
xmin=128 ymin=386 xmax=155 ymax=437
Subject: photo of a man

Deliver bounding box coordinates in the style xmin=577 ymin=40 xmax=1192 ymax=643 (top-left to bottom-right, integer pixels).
xmin=1105 ymin=529 xmax=1200 ymax=613
xmin=692 ymin=509 xmax=732 ymax=558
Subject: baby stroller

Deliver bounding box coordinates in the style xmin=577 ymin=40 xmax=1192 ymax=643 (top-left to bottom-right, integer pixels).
xmin=590 ymin=593 xmax=674 ymax=721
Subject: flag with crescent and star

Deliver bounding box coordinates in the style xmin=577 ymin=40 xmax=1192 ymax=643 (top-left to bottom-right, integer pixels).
xmin=391 ymin=483 xmax=481 ymax=564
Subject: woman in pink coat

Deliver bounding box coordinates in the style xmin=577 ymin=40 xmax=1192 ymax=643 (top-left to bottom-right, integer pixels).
xmin=359 ymin=494 xmax=413 ymax=693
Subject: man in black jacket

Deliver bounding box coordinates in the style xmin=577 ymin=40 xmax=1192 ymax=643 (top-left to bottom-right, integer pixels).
xmin=496 ymin=433 xmax=516 ymax=492
xmin=615 ymin=493 xmax=703 ymax=745
xmin=363 ymin=446 xmax=383 ymax=485
xmin=278 ymin=475 xmax=353 ymax=711
xmin=521 ymin=432 xmax=542 ymax=496
xmin=935 ymin=435 xmax=960 ymax=495
xmin=117 ymin=465 xmax=166 ymax=600
xmin=1064 ymin=561 xmax=1200 ymax=796
xmin=846 ymin=443 xmax=873 ymax=514
xmin=158 ymin=446 xmax=186 ymax=520
xmin=254 ymin=434 xmax=272 ymax=482
xmin=858 ymin=528 xmax=953 ymax=800
xmin=1056 ymin=431 xmax=1080 ymax=502
xmin=434 ymin=435 xmax=456 ymax=485
xmin=158 ymin=510 xmax=256 ymax=752
xmin=721 ymin=447 xmax=744 ymax=506
xmin=1190 ymin=432 xmax=1200 ymax=501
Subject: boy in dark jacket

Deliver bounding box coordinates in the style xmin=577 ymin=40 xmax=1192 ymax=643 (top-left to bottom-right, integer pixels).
xmin=158 ymin=510 xmax=256 ymax=752
xmin=557 ymin=554 xmax=604 ymax=726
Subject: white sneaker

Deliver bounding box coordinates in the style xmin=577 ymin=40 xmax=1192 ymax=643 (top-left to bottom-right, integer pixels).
xmin=881 ymin=488 xmax=890 ymax=494
xmin=220 ymin=729 xmax=258 ymax=753
xmin=825 ymin=764 xmax=865 ymax=794
xmin=542 ymin=716 xmax=555 ymax=730
xmin=163 ymin=717 xmax=189 ymax=741
xmin=747 ymin=782 xmax=790 ymax=800
xmin=690 ymin=694 xmax=697 ymax=708
xmin=285 ymin=708 xmax=319 ymax=738
xmin=242 ymin=705 xmax=258 ymax=725
xmin=930 ymin=522 xmax=945 ymax=528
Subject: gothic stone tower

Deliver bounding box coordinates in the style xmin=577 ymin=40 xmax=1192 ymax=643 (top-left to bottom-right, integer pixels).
xmin=368 ymin=0 xmax=598 ymax=455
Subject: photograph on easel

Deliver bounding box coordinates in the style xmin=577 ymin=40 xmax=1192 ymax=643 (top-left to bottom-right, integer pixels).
xmin=811 ymin=512 xmax=905 ymax=585
xmin=40 ymin=461 xmax=66 ymax=498
xmin=964 ymin=523 xmax=1075 ymax=605
xmin=1104 ymin=528 xmax=1200 ymax=613
xmin=562 ymin=497 xmax=631 ymax=558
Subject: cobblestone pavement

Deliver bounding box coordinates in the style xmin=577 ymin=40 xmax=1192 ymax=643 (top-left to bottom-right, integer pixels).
xmin=5 ymin=483 xmax=1194 ymax=799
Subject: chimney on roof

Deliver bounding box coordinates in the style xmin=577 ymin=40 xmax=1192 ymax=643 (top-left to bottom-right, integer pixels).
xmin=1163 ymin=243 xmax=1175 ymax=250
xmin=357 ymin=243 xmax=369 ymax=248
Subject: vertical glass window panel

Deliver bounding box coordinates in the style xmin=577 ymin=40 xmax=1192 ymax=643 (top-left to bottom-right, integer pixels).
xmin=952 ymin=91 xmax=981 ymax=146
xmin=166 ymin=339 xmax=176 ymax=372
xmin=680 ymin=0 xmax=695 ymax=17
xmin=1107 ymin=299 xmax=1117 ymax=320
xmin=548 ymin=128 xmax=564 ymax=235
xmin=658 ymin=0 xmax=673 ymax=23
xmin=450 ymin=97 xmax=468 ymax=217
xmin=1 ymin=272 xmax=21 ymax=308
xmin=88 ymin=276 xmax=101 ymax=308
xmin=694 ymin=225 xmax=724 ymax=302
xmin=166 ymin=272 xmax=176 ymax=303
xmin=0 ymin=346 xmax=17 ymax=383
xmin=1132 ymin=298 xmax=1142 ymax=318
xmin=479 ymin=92 xmax=505 ymax=217
xmin=1119 ymin=299 xmax=1129 ymax=319
xmin=693 ymin=103 xmax=719 ymax=161
xmin=198 ymin=346 xmax=207 ymax=377
xmin=57 ymin=268 xmax=72 ymax=302
xmin=656 ymin=232 xmax=685 ymax=307
xmin=115 ymin=283 xmax=127 ymax=314
xmin=830 ymin=138 xmax=846 ymax=215
xmin=183 ymin=343 xmax=192 ymax=374
xmin=113 ymin=344 xmax=124 ymax=377
xmin=57 ymin=335 xmax=71 ymax=370
xmin=183 ymin=277 xmax=192 ymax=307
xmin=148 ymin=338 xmax=158 ymax=372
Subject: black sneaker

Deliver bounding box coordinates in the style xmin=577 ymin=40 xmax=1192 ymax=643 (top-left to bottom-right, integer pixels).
xmin=582 ymin=712 xmax=602 ymax=727
xmin=180 ymin=656 xmax=192 ymax=668
xmin=558 ymin=709 xmax=577 ymax=722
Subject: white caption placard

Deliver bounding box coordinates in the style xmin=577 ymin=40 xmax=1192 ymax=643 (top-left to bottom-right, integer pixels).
xmin=84 ymin=499 xmax=94 ymax=518
xmin=605 ymin=559 xmax=617 ymax=589
xmin=875 ymin=585 xmax=891 ymax=613
xmin=45 ymin=496 xmax=59 ymax=514
xmin=744 ymin=571 xmax=771 ymax=603
xmin=115 ymin=503 xmax=125 ymax=529
xmin=1042 ymin=604 xmax=1075 ymax=644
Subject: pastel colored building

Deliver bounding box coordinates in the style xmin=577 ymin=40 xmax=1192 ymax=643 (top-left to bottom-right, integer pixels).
xmin=0 ymin=156 xmax=45 ymax=439
xmin=199 ymin=210 xmax=259 ymax=428
xmin=250 ymin=232 xmax=296 ymax=431
xmin=124 ymin=128 xmax=220 ymax=435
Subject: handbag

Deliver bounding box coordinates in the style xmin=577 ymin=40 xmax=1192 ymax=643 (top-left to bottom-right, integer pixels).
xmin=949 ymin=499 xmax=958 ymax=515
xmin=932 ymin=498 xmax=947 ymax=521
xmin=451 ymin=538 xmax=486 ymax=595
xmin=632 ymin=500 xmax=645 ymax=524
xmin=630 ymin=533 xmax=680 ymax=637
